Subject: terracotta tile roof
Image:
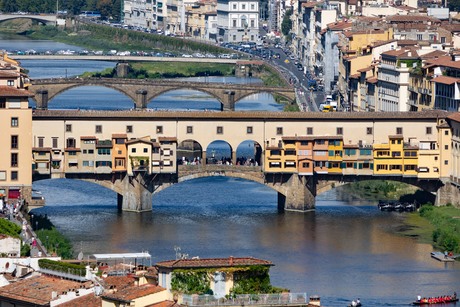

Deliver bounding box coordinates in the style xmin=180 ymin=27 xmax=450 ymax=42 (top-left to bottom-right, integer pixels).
xmin=126 ymin=138 xmax=154 ymax=145
xmin=0 ymin=70 xmax=19 ymax=78
xmin=102 ymin=275 xmax=136 ymax=291
xmin=425 ymin=55 xmax=460 ymax=70
xmin=112 ymin=133 xmax=128 ymax=139
xmin=32 ymin=109 xmax=452 ymax=121
xmin=447 ymin=113 xmax=460 ymax=122
xmin=158 ymin=137 xmax=178 ymax=142
xmin=372 ymin=39 xmax=396 ymax=47
xmin=343 ymin=144 xmax=359 ymax=148
xmin=0 ymin=275 xmax=89 ymax=306
xmin=388 ymin=134 xmax=404 ymax=139
xmin=357 ymin=66 xmax=373 ymax=73
xmin=80 ymin=136 xmax=97 ymax=140
xmin=302 ymin=1 xmax=323 ymax=8
xmin=33 ymin=147 xmax=52 ymax=152
xmin=386 ymin=15 xmax=440 ymax=23
xmin=65 ymin=147 xmax=81 ymax=152
xmin=282 ymin=136 xmax=314 ymax=141
xmin=432 ymin=75 xmax=460 ymax=85
xmin=314 ymin=135 xmax=343 ymax=140
xmin=58 ymin=293 xmax=102 ymax=307
xmin=102 ymin=284 xmax=165 ymax=303
xmin=156 ymin=257 xmax=273 ymax=269
xmin=327 ymin=21 xmax=352 ymax=31
xmin=0 ymin=86 xmax=33 ymax=97
xmin=420 ymin=50 xmax=448 ymax=60
xmin=396 ymin=40 xmax=419 ymax=46
xmin=381 ymin=48 xmax=419 ymax=58
xmin=366 ymin=76 xmax=378 ymax=83
xmin=348 ymin=0 xmax=357 ymax=5
xmin=440 ymin=24 xmax=460 ymax=32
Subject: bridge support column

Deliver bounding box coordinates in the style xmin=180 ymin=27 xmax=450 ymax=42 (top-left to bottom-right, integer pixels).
xmin=435 ymin=183 xmax=460 ymax=207
xmin=35 ymin=90 xmax=49 ymax=110
xmin=223 ymin=91 xmax=235 ymax=111
xmin=202 ymin=151 xmax=207 ymax=165
xmin=277 ymin=175 xmax=315 ymax=212
xmin=118 ymin=173 xmax=153 ymax=212
xmin=135 ymin=89 xmax=148 ymax=109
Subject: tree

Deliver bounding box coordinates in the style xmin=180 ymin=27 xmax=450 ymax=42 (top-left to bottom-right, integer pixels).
xmin=281 ymin=8 xmax=293 ymax=37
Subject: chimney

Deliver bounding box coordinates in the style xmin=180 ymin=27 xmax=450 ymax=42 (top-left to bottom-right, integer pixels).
xmin=229 ymin=256 xmax=234 ymax=266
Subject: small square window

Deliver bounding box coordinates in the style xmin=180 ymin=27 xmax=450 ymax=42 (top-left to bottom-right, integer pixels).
xmin=366 ymin=127 xmax=373 ymax=135
xmin=247 ymin=126 xmax=253 ymax=134
xmin=396 ymin=127 xmax=403 ymax=135
xmin=217 ymin=126 xmax=223 ymax=134
xmin=11 ymin=171 xmax=18 ymax=181
xmin=445 ymin=130 xmax=449 ymax=135
xmin=131 ymin=148 xmax=137 ymax=153
xmin=11 ymin=117 xmax=18 ymax=127
xmin=445 ymin=145 xmax=449 ymax=150
xmin=307 ymin=127 xmax=313 ymax=135
xmin=426 ymin=127 xmax=432 ymax=135
xmin=127 ymin=125 xmax=133 ymax=133
xmin=445 ymin=160 xmax=449 ymax=165
xmin=144 ymin=148 xmax=148 ymax=153
xmin=337 ymin=127 xmax=343 ymax=135
xmin=95 ymin=125 xmax=102 ymax=133
xmin=435 ymin=156 xmax=438 ymax=161
xmin=7 ymin=80 xmax=14 ymax=86
xmin=276 ymin=127 xmax=283 ymax=135
xmin=52 ymin=137 xmax=58 ymax=148
xmin=66 ymin=124 xmax=72 ymax=132
xmin=156 ymin=126 xmax=163 ymax=134
xmin=187 ymin=126 xmax=193 ymax=134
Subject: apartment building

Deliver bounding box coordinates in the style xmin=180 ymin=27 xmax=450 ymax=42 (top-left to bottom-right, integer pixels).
xmin=0 ymin=53 xmax=33 ymax=203
xmin=217 ymin=0 xmax=259 ymax=42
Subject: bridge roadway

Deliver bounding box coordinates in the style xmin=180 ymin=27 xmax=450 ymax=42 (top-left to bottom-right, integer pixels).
xmin=29 ymin=77 xmax=296 ymax=111
xmin=11 ymin=54 xmax=239 ymax=63
xmin=0 ymin=13 xmax=56 ymax=24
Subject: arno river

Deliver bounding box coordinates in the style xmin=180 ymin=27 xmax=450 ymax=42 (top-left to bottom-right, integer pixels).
xmin=4 ymin=34 xmax=460 ymax=306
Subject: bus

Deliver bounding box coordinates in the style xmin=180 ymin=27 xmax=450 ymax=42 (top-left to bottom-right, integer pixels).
xmin=79 ymin=11 xmax=101 ymax=19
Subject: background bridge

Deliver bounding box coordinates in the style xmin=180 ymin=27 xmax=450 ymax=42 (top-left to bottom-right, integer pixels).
xmin=0 ymin=13 xmax=57 ymax=25
xmin=29 ymin=78 xmax=296 ymax=111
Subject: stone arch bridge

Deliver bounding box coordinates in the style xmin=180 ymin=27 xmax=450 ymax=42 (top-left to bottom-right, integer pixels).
xmin=29 ymin=78 xmax=296 ymax=111
xmin=40 ymin=165 xmax=444 ymax=213
xmin=0 ymin=14 xmax=57 ymax=25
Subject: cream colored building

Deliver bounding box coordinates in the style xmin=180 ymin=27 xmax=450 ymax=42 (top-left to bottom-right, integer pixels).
xmin=0 ymin=52 xmax=32 ymax=202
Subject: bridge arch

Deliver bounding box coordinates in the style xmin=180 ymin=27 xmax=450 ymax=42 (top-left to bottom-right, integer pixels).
xmin=234 ymin=90 xmax=294 ymax=106
xmin=0 ymin=15 xmax=55 ymax=25
xmin=41 ymin=85 xmax=135 ymax=109
xmin=146 ymin=88 xmax=222 ymax=111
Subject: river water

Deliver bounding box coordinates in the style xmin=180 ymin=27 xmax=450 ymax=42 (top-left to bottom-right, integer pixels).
xmin=4 ymin=34 xmax=460 ymax=306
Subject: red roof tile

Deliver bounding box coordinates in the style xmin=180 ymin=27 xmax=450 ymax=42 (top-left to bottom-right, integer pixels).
xmin=0 ymin=86 xmax=33 ymax=97
xmin=432 ymin=75 xmax=460 ymax=85
xmin=58 ymin=293 xmax=102 ymax=307
xmin=147 ymin=300 xmax=182 ymax=307
xmin=0 ymin=275 xmax=90 ymax=306
xmin=102 ymin=284 xmax=165 ymax=303
xmin=447 ymin=113 xmax=460 ymax=122
xmin=156 ymin=257 xmax=273 ymax=269
xmin=0 ymin=70 xmax=19 ymax=78
xmin=112 ymin=133 xmax=128 ymax=139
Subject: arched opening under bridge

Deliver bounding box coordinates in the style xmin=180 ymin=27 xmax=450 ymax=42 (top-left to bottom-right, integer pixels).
xmin=30 ymin=86 xmax=134 ymax=110
xmin=147 ymin=89 xmax=222 ymax=111
xmin=235 ymin=140 xmax=263 ymax=166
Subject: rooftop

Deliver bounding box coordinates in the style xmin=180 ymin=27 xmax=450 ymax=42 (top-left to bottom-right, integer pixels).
xmin=156 ymin=256 xmax=273 ymax=269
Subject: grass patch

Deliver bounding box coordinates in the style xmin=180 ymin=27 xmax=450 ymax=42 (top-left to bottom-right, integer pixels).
xmin=342 ymin=180 xmax=420 ymax=201
xmin=130 ymin=62 xmax=235 ymax=78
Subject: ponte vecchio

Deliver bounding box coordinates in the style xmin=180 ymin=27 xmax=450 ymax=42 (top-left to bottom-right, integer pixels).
xmin=31 ymin=109 xmax=457 ymax=212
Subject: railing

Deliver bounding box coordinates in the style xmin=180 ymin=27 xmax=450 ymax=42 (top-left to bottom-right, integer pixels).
xmin=181 ymin=293 xmax=308 ymax=306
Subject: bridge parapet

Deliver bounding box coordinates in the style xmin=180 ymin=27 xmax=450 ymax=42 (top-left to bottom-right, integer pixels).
xmin=178 ymin=165 xmax=264 ymax=181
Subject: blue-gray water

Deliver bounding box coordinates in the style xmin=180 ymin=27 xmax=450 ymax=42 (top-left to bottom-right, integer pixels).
xmin=6 ymin=34 xmax=460 ymax=307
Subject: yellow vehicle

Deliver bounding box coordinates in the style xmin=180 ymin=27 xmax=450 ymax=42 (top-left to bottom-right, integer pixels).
xmin=322 ymin=105 xmax=335 ymax=112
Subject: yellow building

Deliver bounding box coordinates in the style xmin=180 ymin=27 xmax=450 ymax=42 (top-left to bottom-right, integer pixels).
xmin=327 ymin=137 xmax=343 ymax=173
xmin=0 ymin=52 xmax=33 ymax=202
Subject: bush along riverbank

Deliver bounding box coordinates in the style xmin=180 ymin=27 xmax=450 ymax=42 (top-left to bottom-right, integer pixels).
xmin=26 ymin=23 xmax=227 ymax=56
xmin=30 ymin=214 xmax=74 ymax=259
